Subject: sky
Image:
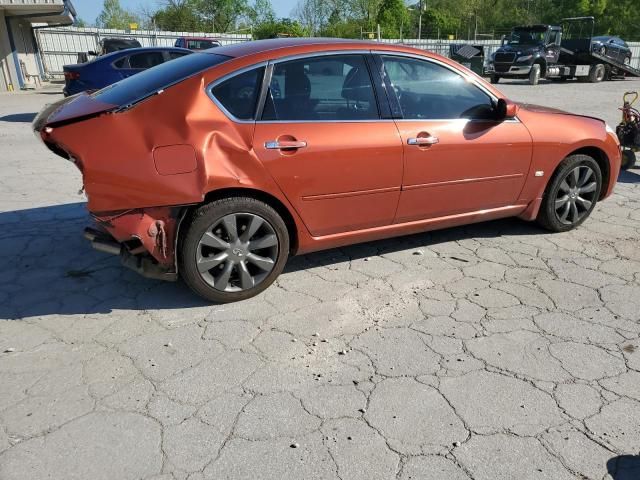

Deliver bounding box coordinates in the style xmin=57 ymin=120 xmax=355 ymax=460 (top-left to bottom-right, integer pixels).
xmin=75 ymin=0 xmax=297 ymax=25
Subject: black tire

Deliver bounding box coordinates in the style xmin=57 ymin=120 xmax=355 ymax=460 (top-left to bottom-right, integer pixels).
xmin=588 ymin=64 xmax=605 ymax=83
xmin=490 ymin=74 xmax=500 ymax=84
xmin=529 ymin=64 xmax=541 ymax=85
xmin=621 ymin=150 xmax=637 ymax=170
xmin=179 ymin=196 xmax=290 ymax=303
xmin=537 ymin=154 xmax=602 ymax=232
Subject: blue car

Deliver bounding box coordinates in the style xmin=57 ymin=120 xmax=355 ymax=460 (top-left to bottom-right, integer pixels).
xmin=63 ymin=47 xmax=193 ymax=96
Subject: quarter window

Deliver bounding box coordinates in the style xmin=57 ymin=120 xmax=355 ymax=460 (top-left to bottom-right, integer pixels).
xmin=381 ymin=56 xmax=494 ymax=120
xmin=112 ymin=57 xmax=127 ymax=69
xmin=262 ymin=55 xmax=379 ymax=121
xmin=211 ymin=66 xmax=265 ymax=121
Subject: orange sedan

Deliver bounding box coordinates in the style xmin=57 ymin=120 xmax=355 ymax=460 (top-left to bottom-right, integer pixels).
xmin=33 ymin=38 xmax=622 ymax=302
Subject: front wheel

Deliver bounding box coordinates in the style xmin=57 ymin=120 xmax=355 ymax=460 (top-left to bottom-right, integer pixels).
xmin=179 ymin=197 xmax=290 ymax=303
xmin=490 ymin=74 xmax=500 ymax=84
xmin=537 ymin=155 xmax=602 ymax=232
xmin=528 ymin=64 xmax=541 ymax=85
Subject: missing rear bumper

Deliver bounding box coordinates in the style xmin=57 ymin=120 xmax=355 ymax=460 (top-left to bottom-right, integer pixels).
xmin=84 ymin=226 xmax=177 ymax=282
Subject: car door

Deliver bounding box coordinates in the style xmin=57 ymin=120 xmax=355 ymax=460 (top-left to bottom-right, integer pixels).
xmin=376 ymin=54 xmax=533 ymax=223
xmin=545 ymin=30 xmax=561 ymax=64
xmin=251 ymin=53 xmax=403 ymax=237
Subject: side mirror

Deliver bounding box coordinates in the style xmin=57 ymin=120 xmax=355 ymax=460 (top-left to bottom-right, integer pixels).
xmin=496 ymin=98 xmax=518 ymax=120
xmin=501 ymin=35 xmax=506 ymax=46
xmin=88 ymin=50 xmax=98 ymax=56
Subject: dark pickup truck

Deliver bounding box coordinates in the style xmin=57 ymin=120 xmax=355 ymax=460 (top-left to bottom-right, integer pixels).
xmin=486 ymin=17 xmax=639 ymax=85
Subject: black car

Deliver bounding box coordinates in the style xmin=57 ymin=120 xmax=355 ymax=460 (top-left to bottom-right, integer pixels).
xmin=592 ymin=36 xmax=632 ymax=64
xmin=88 ymin=38 xmax=143 ymax=57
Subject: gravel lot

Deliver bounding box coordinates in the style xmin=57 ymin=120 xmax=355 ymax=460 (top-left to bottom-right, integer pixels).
xmin=1 ymin=76 xmax=640 ymax=480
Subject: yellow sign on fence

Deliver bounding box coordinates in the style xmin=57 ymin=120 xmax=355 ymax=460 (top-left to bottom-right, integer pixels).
xmin=129 ymin=23 xmax=138 ymax=30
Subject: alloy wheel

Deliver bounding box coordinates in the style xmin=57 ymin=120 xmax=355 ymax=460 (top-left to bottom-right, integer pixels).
xmin=554 ymin=165 xmax=598 ymax=225
xmin=196 ymin=213 xmax=278 ymax=292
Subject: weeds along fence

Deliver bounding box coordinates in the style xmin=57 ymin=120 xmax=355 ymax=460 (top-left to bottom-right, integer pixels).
xmin=35 ymin=27 xmax=640 ymax=78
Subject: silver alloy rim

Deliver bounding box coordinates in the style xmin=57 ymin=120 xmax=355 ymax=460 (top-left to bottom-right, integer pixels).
xmin=554 ymin=165 xmax=598 ymax=225
xmin=196 ymin=213 xmax=278 ymax=292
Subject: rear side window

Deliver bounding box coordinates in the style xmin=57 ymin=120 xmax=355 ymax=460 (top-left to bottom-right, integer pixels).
xmin=167 ymin=51 xmax=190 ymax=60
xmin=113 ymin=57 xmax=127 ymax=69
xmin=210 ymin=66 xmax=265 ymax=120
xmin=92 ymin=53 xmax=231 ymax=108
xmin=129 ymin=52 xmax=164 ymax=69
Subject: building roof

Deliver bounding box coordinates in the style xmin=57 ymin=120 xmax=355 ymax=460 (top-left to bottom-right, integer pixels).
xmin=0 ymin=0 xmax=75 ymax=26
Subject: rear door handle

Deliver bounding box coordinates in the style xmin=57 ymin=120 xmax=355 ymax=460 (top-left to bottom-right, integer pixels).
xmin=265 ymin=140 xmax=307 ymax=150
xmin=407 ymin=136 xmax=439 ymax=146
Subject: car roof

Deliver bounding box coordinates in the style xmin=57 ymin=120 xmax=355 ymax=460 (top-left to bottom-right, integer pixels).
xmin=197 ymin=37 xmax=433 ymax=60
xmin=179 ymin=37 xmax=220 ymax=41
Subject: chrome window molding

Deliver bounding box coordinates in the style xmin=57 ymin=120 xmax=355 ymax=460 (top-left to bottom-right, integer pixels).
xmin=205 ymin=48 xmax=521 ymax=124
xmin=371 ymin=50 xmax=501 ymax=105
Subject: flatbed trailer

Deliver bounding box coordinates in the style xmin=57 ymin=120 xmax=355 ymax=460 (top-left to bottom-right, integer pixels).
xmin=486 ymin=17 xmax=639 ymax=85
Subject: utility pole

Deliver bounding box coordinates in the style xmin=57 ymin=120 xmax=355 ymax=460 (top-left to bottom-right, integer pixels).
xmin=418 ymin=0 xmax=423 ymax=40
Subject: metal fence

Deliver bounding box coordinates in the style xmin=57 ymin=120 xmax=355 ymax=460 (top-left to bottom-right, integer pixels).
xmin=34 ymin=27 xmax=640 ymax=77
xmin=35 ymin=26 xmax=251 ymax=76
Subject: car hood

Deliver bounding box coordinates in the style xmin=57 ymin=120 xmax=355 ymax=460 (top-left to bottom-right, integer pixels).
xmin=495 ymin=44 xmax=541 ymax=56
xmin=517 ymin=103 xmax=606 ymax=125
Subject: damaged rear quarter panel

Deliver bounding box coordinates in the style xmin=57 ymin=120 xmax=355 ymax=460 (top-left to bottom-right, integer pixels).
xmin=47 ymin=63 xmax=290 ymax=213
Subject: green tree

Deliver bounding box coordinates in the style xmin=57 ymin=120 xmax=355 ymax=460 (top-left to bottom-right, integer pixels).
xmin=197 ymin=0 xmax=249 ymax=32
xmin=376 ymin=0 xmax=408 ymax=38
xmin=154 ymin=0 xmax=203 ymax=31
xmin=96 ymin=0 xmax=140 ymax=29
xmin=247 ymin=0 xmax=276 ymax=25
xmin=252 ymin=18 xmax=309 ymax=38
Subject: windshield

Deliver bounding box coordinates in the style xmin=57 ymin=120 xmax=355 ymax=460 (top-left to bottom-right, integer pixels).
xmin=508 ymin=28 xmax=546 ymax=45
xmin=91 ymin=52 xmax=231 ymax=108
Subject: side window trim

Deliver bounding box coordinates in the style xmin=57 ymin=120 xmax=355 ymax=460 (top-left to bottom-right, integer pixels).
xmin=111 ymin=55 xmax=130 ymax=70
xmin=372 ymin=52 xmax=498 ymax=121
xmin=257 ymin=51 xmax=386 ymax=123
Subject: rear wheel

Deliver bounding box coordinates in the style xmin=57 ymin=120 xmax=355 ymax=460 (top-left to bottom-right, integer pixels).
xmin=529 ymin=64 xmax=541 ymax=85
xmin=179 ymin=197 xmax=290 ymax=303
xmin=490 ymin=74 xmax=500 ymax=84
xmin=537 ymin=155 xmax=602 ymax=232
xmin=588 ymin=64 xmax=605 ymax=83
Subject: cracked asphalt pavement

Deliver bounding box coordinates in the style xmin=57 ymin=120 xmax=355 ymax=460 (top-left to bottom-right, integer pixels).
xmin=1 ymin=78 xmax=640 ymax=480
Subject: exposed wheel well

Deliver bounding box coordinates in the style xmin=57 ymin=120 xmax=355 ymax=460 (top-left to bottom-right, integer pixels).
xmin=193 ymin=187 xmax=299 ymax=253
xmin=565 ymin=147 xmax=610 ymax=200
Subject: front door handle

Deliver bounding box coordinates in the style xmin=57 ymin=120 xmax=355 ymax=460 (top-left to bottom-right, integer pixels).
xmin=407 ymin=136 xmax=439 ymax=146
xmin=265 ymin=140 xmax=307 ymax=150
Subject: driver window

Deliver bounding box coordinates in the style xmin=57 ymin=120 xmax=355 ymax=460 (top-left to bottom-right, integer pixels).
xmin=381 ymin=56 xmax=494 ymax=120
